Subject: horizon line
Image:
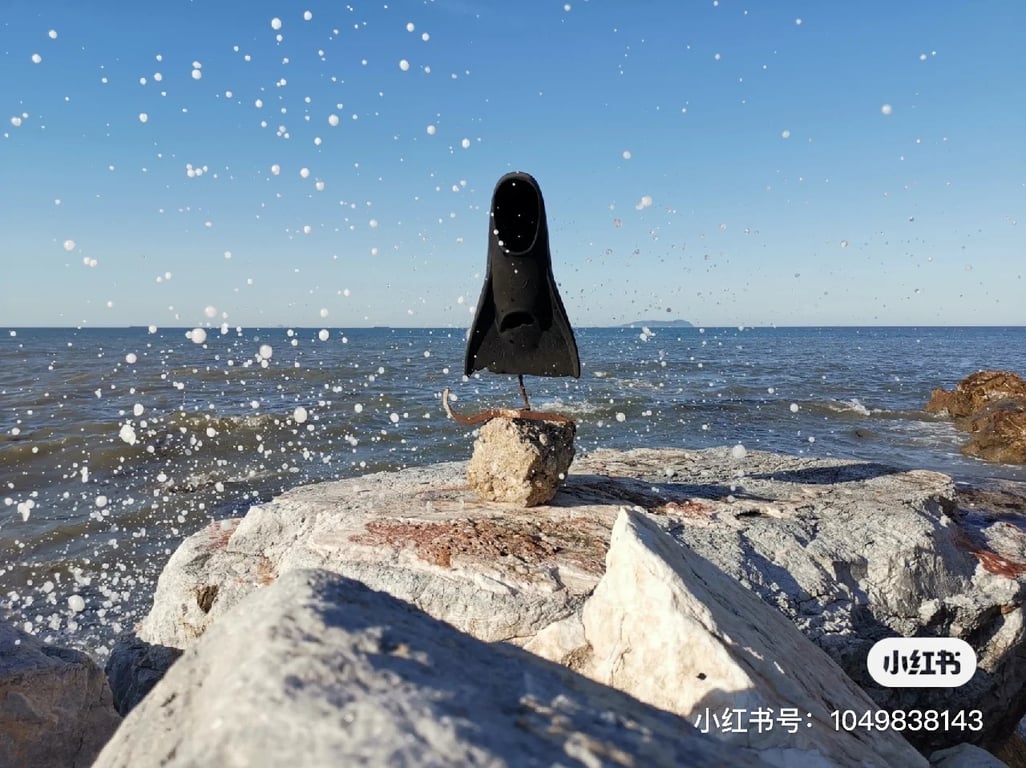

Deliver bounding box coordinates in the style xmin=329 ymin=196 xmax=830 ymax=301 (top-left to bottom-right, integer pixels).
xmin=4 ymin=323 xmax=1026 ymax=332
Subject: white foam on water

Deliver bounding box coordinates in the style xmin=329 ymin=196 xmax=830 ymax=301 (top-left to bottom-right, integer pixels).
xmin=534 ymin=399 xmax=600 ymax=416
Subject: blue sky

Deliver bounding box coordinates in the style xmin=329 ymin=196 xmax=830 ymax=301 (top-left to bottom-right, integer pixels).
xmin=2 ymin=1 xmax=1024 ymax=328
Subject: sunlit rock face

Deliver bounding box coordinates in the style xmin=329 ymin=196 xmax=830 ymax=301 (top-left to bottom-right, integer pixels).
xmin=112 ymin=447 xmax=1026 ymax=755
xmin=94 ymin=569 xmax=768 ymax=768
xmin=527 ymin=509 xmax=931 ymax=767
xmin=0 ymin=620 xmax=120 ymax=767
xmin=927 ymin=370 xmax=1026 ymax=463
xmin=466 ymin=416 xmax=576 ymax=506
xmin=926 ymin=371 xmax=1026 ymax=419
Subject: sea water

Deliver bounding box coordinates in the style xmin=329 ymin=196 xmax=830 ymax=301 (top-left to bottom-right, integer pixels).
xmin=2 ymin=325 xmax=1025 ymax=658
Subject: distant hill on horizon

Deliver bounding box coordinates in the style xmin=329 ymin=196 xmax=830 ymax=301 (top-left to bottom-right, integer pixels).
xmin=621 ymin=319 xmax=695 ymax=328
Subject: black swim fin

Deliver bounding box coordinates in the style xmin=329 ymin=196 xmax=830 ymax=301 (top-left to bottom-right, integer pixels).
xmin=464 ymin=172 xmax=581 ymax=378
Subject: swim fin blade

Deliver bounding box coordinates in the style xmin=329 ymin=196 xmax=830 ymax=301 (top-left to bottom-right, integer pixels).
xmin=464 ymin=172 xmax=581 ymax=378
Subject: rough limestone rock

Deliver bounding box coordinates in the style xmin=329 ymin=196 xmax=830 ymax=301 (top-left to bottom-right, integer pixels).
xmin=962 ymin=399 xmax=1026 ymax=464
xmin=930 ymin=743 xmax=1010 ymax=767
xmin=104 ymin=633 xmax=182 ymax=715
xmin=927 ymin=371 xmax=1026 ymax=463
xmin=578 ymin=450 xmax=1026 ymax=754
xmin=529 ymin=509 xmax=930 ymax=768
xmin=123 ymin=447 xmax=1026 ymax=753
xmin=0 ymin=620 xmax=121 ymax=768
xmin=925 ymin=371 xmax=1026 ymax=420
xmin=134 ymin=460 xmax=609 ymax=651
xmin=94 ymin=569 xmax=769 ymax=768
xmin=467 ymin=415 xmax=576 ymax=505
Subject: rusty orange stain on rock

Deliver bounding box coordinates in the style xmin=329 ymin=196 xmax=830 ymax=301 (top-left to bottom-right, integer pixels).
xmin=353 ymin=517 xmax=606 ymax=574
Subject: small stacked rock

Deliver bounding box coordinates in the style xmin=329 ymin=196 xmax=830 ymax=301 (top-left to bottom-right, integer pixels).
xmin=466 ymin=416 xmax=576 ymax=506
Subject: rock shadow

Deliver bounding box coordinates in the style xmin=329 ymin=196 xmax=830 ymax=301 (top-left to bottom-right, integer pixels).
xmin=748 ymin=462 xmax=903 ymax=485
xmin=105 ymin=632 xmax=183 ymax=716
xmin=273 ymin=572 xmax=761 ymax=767
xmin=557 ymin=473 xmax=773 ymax=510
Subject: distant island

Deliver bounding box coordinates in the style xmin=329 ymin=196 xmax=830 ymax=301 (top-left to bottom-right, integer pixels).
xmin=622 ymin=319 xmax=694 ymax=328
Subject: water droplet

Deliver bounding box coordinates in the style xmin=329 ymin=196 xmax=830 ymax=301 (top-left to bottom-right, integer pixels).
xmin=119 ymin=424 xmax=137 ymax=445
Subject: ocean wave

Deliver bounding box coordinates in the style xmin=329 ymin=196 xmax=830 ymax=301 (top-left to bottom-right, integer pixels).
xmin=808 ymin=397 xmax=927 ymax=421
xmin=824 ymin=398 xmax=872 ymax=416
xmin=164 ymin=411 xmax=282 ymax=434
xmin=531 ymin=398 xmax=603 ymax=416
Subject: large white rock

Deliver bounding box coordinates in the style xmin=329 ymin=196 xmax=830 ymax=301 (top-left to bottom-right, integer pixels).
xmin=0 ymin=620 xmax=120 ymax=767
xmin=578 ymin=449 xmax=1026 ymax=755
xmin=94 ymin=569 xmax=770 ymax=768
xmin=135 ymin=459 xmax=615 ymax=652
xmin=537 ymin=508 xmax=931 ymax=768
xmin=120 ymin=447 xmax=1026 ymax=753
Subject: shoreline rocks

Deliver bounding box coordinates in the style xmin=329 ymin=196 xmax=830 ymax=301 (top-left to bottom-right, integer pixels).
xmin=102 ymin=446 xmax=1026 ymax=764
xmin=926 ymin=370 xmax=1026 ymax=464
xmin=94 ymin=568 xmax=770 ymax=768
xmin=0 ymin=619 xmax=120 ymax=767
xmin=533 ymin=508 xmax=929 ymax=766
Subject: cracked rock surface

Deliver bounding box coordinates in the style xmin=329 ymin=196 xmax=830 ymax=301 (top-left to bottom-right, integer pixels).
xmin=112 ymin=447 xmax=1026 ymax=758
